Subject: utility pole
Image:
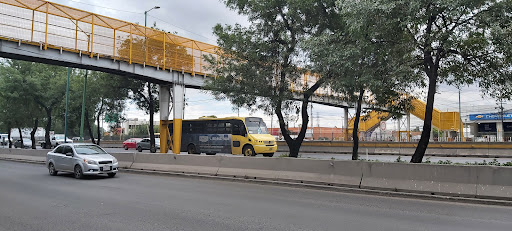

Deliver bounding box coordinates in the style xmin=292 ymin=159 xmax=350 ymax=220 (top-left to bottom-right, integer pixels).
xmin=458 ymin=88 xmax=463 ymax=141
xmin=79 ymin=70 xmax=88 ymax=141
xmin=64 ymin=67 xmax=71 ymax=143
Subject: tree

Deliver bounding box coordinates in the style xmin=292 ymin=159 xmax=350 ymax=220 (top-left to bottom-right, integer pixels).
xmin=344 ymin=0 xmax=509 ymax=163
xmin=65 ymin=71 xmax=130 ymax=145
xmin=205 ymin=0 xmax=340 ymax=157
xmin=300 ymin=1 xmax=419 ymax=160
xmin=0 ymin=60 xmax=67 ymax=149
xmin=123 ymin=79 xmax=159 ymax=152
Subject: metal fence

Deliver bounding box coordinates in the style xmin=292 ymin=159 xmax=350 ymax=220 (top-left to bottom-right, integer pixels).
xmin=0 ymin=0 xmax=338 ymax=97
xmin=0 ymin=0 xmax=218 ymax=75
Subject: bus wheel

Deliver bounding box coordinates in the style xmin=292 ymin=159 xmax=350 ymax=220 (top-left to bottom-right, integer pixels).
xmin=243 ymin=145 xmax=255 ymax=157
xmin=188 ymin=144 xmax=199 ymax=154
xmin=263 ymin=153 xmax=274 ymax=157
xmin=205 ymin=152 xmax=216 ymax=155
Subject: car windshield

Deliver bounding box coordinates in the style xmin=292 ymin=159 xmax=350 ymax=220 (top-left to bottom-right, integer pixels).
xmin=245 ymin=118 xmax=269 ymax=134
xmin=55 ymin=135 xmax=64 ymax=140
xmin=74 ymin=145 xmax=108 ymax=155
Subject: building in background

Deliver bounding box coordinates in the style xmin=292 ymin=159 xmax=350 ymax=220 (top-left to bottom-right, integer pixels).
xmin=466 ymin=111 xmax=512 ymax=142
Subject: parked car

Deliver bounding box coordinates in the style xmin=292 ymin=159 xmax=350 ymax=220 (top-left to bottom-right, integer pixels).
xmin=122 ymin=138 xmax=142 ymax=150
xmin=136 ymin=138 xmax=160 ymax=152
xmin=46 ymin=143 xmax=119 ymax=179
xmin=13 ymin=138 xmax=32 ymax=148
xmin=39 ymin=134 xmax=73 ymax=148
xmin=0 ymin=134 xmax=8 ymax=145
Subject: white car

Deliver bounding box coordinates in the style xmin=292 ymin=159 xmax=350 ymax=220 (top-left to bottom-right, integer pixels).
xmin=46 ymin=144 xmax=119 ymax=179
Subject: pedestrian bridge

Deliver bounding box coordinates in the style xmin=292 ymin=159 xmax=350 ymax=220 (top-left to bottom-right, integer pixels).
xmin=0 ymin=0 xmax=462 ymax=152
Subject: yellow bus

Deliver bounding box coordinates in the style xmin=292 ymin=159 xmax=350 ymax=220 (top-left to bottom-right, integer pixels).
xmin=168 ymin=117 xmax=277 ymax=157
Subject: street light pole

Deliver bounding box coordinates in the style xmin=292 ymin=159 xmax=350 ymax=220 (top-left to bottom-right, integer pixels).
xmin=79 ymin=70 xmax=88 ymax=141
xmin=144 ymin=6 xmax=160 ymax=28
xmin=64 ymin=67 xmax=71 ymax=143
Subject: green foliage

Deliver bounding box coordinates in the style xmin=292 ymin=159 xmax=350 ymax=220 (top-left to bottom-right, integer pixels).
xmin=205 ymin=0 xmax=346 ymax=157
xmin=436 ymin=160 xmax=453 ymax=165
xmin=395 ymin=156 xmax=405 ymax=163
xmin=344 ymin=0 xmax=511 ymax=162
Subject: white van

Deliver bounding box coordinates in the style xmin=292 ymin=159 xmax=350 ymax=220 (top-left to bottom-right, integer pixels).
xmin=0 ymin=134 xmax=8 ymax=145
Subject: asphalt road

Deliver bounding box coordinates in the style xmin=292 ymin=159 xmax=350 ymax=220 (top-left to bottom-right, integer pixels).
xmin=104 ymin=147 xmax=512 ymax=164
xmin=1 ymin=161 xmax=511 ymax=231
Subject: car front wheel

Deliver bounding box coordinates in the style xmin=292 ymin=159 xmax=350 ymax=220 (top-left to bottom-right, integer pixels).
xmin=48 ymin=163 xmax=58 ymax=176
xmin=124 ymin=145 xmax=128 ymax=150
xmin=137 ymin=146 xmax=142 ymax=152
xmin=74 ymin=165 xmax=84 ymax=179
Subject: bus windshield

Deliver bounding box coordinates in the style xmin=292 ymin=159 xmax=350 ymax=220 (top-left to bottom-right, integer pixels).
xmin=245 ymin=118 xmax=269 ymax=134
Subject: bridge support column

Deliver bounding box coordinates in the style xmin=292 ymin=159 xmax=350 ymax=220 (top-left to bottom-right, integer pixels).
xmin=343 ymin=108 xmax=349 ymax=141
xmin=407 ymin=113 xmax=411 ymax=142
xmin=497 ymin=122 xmax=504 ymax=142
xmin=397 ymin=117 xmax=401 ymax=142
xmin=172 ymin=71 xmax=185 ymax=154
xmin=430 ymin=126 xmax=434 ymax=142
xmin=159 ymin=84 xmax=170 ymax=153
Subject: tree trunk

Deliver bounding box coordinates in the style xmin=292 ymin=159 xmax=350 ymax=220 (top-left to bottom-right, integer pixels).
xmin=275 ymin=100 xmax=309 ymax=158
xmin=411 ymin=74 xmax=437 ymax=163
xmin=18 ymin=127 xmax=23 ymax=148
xmin=44 ymin=108 xmax=52 ymax=149
xmin=7 ymin=126 xmax=12 ymax=148
xmin=352 ymin=88 xmax=365 ymax=160
xmin=148 ymin=83 xmax=156 ymax=153
xmin=30 ymin=118 xmax=38 ymax=149
xmin=96 ymin=112 xmax=101 ymax=146
xmin=85 ymin=109 xmax=96 ymax=144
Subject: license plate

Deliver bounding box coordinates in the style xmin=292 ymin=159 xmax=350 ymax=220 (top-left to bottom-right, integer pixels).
xmin=268 ymin=147 xmax=273 ymax=151
xmin=102 ymin=165 xmax=111 ymax=171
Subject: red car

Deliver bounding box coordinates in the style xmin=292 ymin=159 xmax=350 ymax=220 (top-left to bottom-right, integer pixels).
xmin=122 ymin=138 xmax=142 ymax=150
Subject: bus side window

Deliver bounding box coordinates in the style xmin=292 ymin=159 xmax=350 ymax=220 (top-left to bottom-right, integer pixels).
xmin=232 ymin=121 xmax=245 ymax=136
xmin=225 ymin=122 xmax=231 ymax=134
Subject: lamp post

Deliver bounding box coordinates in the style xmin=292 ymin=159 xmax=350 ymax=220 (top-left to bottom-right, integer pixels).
xmin=144 ymin=6 xmax=160 ymax=27
xmin=144 ymin=6 xmax=159 ymax=64
xmin=64 ymin=67 xmax=71 ymax=143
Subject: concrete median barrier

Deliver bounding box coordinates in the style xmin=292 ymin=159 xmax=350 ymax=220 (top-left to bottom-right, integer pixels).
xmin=475 ymin=166 xmax=512 ymax=199
xmin=3 ymin=149 xmax=512 ymax=200
xmin=360 ymin=162 xmax=478 ymax=197
xmin=0 ymin=148 xmax=48 ymax=157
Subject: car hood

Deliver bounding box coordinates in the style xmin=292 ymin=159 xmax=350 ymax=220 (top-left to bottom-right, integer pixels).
xmin=76 ymin=154 xmax=114 ymax=161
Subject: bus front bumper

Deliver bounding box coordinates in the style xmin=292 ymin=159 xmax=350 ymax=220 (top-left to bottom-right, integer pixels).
xmin=254 ymin=144 xmax=277 ymax=154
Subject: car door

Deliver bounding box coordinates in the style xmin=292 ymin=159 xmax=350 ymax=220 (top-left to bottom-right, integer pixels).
xmin=60 ymin=145 xmax=75 ymax=171
xmin=50 ymin=146 xmax=64 ymax=170
xmin=141 ymin=139 xmax=150 ymax=150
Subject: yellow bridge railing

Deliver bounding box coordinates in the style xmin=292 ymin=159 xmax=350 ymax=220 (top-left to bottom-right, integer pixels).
xmin=0 ymin=0 xmax=338 ymax=97
xmin=0 ymin=0 xmax=218 ymax=75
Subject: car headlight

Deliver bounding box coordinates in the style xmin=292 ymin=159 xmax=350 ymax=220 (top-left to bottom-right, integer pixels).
xmin=84 ymin=159 xmax=97 ymax=165
xmin=113 ymin=158 xmax=118 ymax=164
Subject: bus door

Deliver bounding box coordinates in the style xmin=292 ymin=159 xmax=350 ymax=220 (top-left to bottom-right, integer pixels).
xmin=231 ymin=120 xmax=247 ymax=155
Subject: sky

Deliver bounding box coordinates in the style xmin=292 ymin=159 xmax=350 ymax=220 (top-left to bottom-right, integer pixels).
xmin=47 ymin=0 xmax=507 ymax=131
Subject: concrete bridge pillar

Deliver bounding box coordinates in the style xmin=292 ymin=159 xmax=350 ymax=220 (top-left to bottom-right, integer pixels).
xmin=344 ymin=108 xmax=349 ymax=141
xmin=159 ymin=84 xmax=170 ymax=153
xmin=497 ymin=122 xmax=504 ymax=142
xmin=172 ymin=71 xmax=186 ymax=154
xmin=407 ymin=113 xmax=411 ymax=142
